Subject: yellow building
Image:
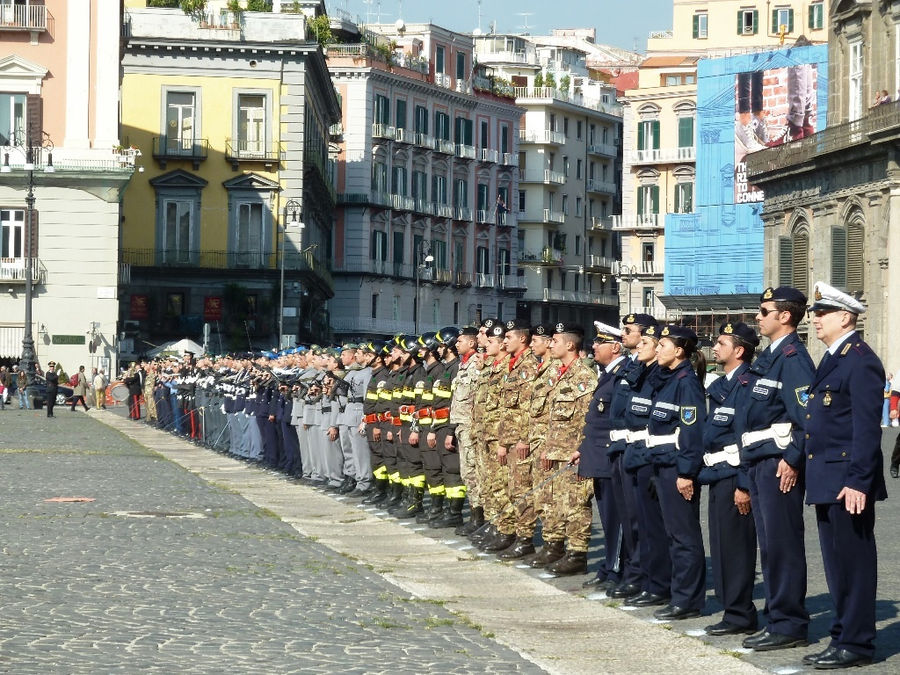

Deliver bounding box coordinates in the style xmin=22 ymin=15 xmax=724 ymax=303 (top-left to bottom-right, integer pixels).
xmin=120 ymin=2 xmax=339 ymax=354
xmin=617 ymin=0 xmax=828 ymax=320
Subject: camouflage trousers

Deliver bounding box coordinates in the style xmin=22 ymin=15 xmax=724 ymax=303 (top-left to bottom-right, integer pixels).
xmin=456 ymin=425 xmax=480 ymax=507
xmin=536 ymin=459 xmax=594 ymax=551
xmin=477 ymin=438 xmax=510 ymax=525
xmin=507 ymin=448 xmax=536 ymax=538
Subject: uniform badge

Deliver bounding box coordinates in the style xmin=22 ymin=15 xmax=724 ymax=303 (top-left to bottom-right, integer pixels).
xmin=680 ymin=406 xmax=697 ymax=425
xmin=598 ymin=401 xmax=605 ymax=412
xmin=840 ymin=343 xmax=851 ymax=356
xmin=578 ymin=382 xmax=586 ymax=392
xmin=795 ymin=386 xmax=809 ymax=407
xmin=723 ymin=323 xmax=733 ymax=334
xmin=823 ymin=391 xmax=832 ymax=407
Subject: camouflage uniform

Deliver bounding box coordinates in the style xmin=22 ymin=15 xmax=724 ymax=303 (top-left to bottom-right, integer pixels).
xmin=530 ymin=358 xmax=561 ymax=541
xmin=450 ymin=352 xmax=480 ymax=505
xmin=542 ymin=358 xmax=597 ymax=552
xmin=479 ymin=354 xmax=511 ymax=524
xmin=496 ymin=349 xmax=540 ymax=538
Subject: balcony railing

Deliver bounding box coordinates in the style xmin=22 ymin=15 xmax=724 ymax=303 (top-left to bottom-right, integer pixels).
xmin=626 ymin=146 xmax=696 ymax=165
xmin=372 ymin=123 xmax=396 ymax=140
xmin=521 ymin=248 xmax=563 ymax=264
xmin=498 ymin=274 xmax=527 ymax=291
xmin=0 ymin=257 xmax=45 ymax=283
xmin=0 ymin=4 xmax=47 ymax=31
xmin=586 ymin=255 xmax=615 ymax=270
xmin=476 ymin=209 xmax=492 ymax=224
xmin=614 ymin=260 xmax=659 ymax=276
xmin=513 ymin=87 xmax=623 ymax=117
xmin=224 ymin=139 xmax=283 ymax=168
xmin=479 ymin=148 xmax=499 ymax=163
xmin=586 ymin=178 xmax=617 ymax=194
xmin=590 ymin=216 xmax=615 ymax=230
xmin=746 ymin=99 xmax=900 ymax=178
xmin=453 ymin=271 xmax=474 ymax=287
xmin=542 ymin=288 xmax=618 ymax=305
xmin=501 ymin=152 xmax=518 ymax=167
xmin=455 ymin=144 xmax=476 ymax=160
xmin=544 ymin=208 xmax=565 ymax=224
xmin=433 ymin=203 xmax=455 ymax=219
xmin=434 ymin=73 xmax=453 ymax=89
xmin=454 ymin=206 xmax=473 ymax=221
xmin=152 ymin=136 xmax=209 ymax=168
xmin=415 ymin=132 xmax=436 ymax=150
xmin=520 ymin=169 xmax=565 ymax=185
xmin=474 ymin=273 xmax=495 ymax=288
xmin=518 ymin=128 xmax=566 ymax=145
xmin=432 ymin=268 xmax=453 ymax=284
xmin=587 ymin=142 xmax=618 ymax=157
xmin=390 ymin=194 xmax=415 ymax=211
xmin=331 ymin=258 xmax=416 ymax=279
xmin=394 ymin=127 xmax=412 ymax=144
xmin=612 ymin=214 xmax=661 ymax=230
xmin=118 ymin=262 xmax=131 ymax=286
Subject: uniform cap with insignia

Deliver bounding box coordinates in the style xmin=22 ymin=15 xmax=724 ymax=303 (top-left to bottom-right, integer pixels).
xmin=593 ymin=321 xmax=622 ymax=343
xmin=532 ymin=322 xmax=554 ymax=337
xmin=622 ymin=313 xmax=658 ymax=328
xmin=660 ymin=324 xmax=698 ymax=345
xmin=505 ymin=318 xmax=531 ymax=332
xmin=760 ymin=286 xmax=807 ymax=305
xmin=458 ymin=326 xmax=479 ymax=337
xmin=809 ymin=280 xmax=866 ymax=314
xmin=481 ymin=317 xmax=499 ymax=329
xmin=552 ymin=322 xmax=584 ymax=336
xmin=719 ymin=321 xmax=759 ymax=347
xmin=642 ymin=324 xmax=659 ymax=338
xmin=487 ymin=324 xmax=506 ymax=338
xmin=341 ymin=343 xmax=358 ymax=351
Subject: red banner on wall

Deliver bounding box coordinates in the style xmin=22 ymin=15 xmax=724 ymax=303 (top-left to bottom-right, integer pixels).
xmin=204 ymin=296 xmax=223 ymax=321
xmin=130 ymin=294 xmax=149 ymax=319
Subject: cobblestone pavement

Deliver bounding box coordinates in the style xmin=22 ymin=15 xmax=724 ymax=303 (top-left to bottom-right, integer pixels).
xmin=0 ymin=408 xmax=544 ymax=674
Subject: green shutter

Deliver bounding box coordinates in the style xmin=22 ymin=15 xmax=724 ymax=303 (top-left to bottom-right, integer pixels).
xmin=752 ymin=10 xmax=759 ymax=34
xmin=396 ymin=99 xmax=406 ymax=129
xmin=778 ymin=237 xmax=793 ymax=287
xmin=808 ymin=4 xmax=815 ymax=29
xmin=674 ymin=184 xmax=681 ymax=213
xmin=847 ymin=223 xmax=864 ymax=292
xmin=652 ymin=120 xmax=660 ymax=149
xmin=678 ymin=117 xmax=694 ymax=148
xmin=650 ymin=185 xmax=659 ymax=214
xmin=692 ymin=14 xmax=699 ymax=39
xmin=831 ymin=226 xmax=847 ymax=289
xmin=637 ymin=122 xmax=645 ymax=150
xmin=737 ymin=10 xmax=743 ymax=34
xmin=684 ymin=183 xmax=693 ymax=212
xmin=793 ymin=233 xmax=809 ymax=293
xmin=771 ymin=9 xmax=778 ymax=32
xmin=788 ymin=8 xmax=794 ymax=33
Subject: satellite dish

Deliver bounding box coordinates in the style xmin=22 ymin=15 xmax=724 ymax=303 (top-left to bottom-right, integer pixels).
xmin=395 ymin=18 xmax=405 ymax=32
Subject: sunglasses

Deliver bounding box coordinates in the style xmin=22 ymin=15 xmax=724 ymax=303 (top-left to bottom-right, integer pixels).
xmin=810 ymin=308 xmax=840 ymax=318
xmin=758 ymin=306 xmax=782 ymax=317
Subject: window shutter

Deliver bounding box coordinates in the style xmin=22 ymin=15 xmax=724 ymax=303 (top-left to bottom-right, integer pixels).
xmin=831 ymin=226 xmax=847 ymax=289
xmin=737 ymin=10 xmax=743 ymax=34
xmin=637 ymin=122 xmax=645 ymax=150
xmin=674 ymin=185 xmax=681 ymax=214
xmin=808 ymin=4 xmax=816 ymax=29
xmin=787 ymin=8 xmax=794 ymax=33
xmin=396 ymin=100 xmax=406 ymax=129
xmin=847 ymin=222 xmax=864 ymax=292
xmin=650 ymin=185 xmax=659 ymax=214
xmin=652 ymin=120 xmax=660 ymax=149
xmin=678 ymin=117 xmax=694 ymax=148
xmin=792 ymin=232 xmax=809 ymax=293
xmin=692 ymin=14 xmax=699 ymax=39
xmin=752 ymin=10 xmax=759 ymax=34
xmin=26 ymin=94 xmax=42 ymax=146
xmin=637 ymin=186 xmax=643 ymax=214
xmin=778 ymin=236 xmax=793 ymax=287
xmin=771 ymin=9 xmax=778 ymax=32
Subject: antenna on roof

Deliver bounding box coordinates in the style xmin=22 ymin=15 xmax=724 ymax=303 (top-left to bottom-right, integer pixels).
xmin=476 ymin=0 xmax=482 ymax=33
xmin=516 ymin=12 xmax=533 ymax=34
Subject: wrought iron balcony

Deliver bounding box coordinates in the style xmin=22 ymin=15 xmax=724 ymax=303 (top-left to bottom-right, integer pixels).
xmin=224 ymin=139 xmax=283 ymax=170
xmin=0 ymin=4 xmax=47 ymax=32
xmin=152 ymin=136 xmax=208 ymax=169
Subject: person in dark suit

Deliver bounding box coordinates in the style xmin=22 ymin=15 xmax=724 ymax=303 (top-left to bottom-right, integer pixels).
xmin=735 ymin=286 xmax=815 ymax=652
xmin=45 ymin=361 xmax=59 ymax=418
xmin=578 ymin=321 xmax=628 ymax=591
xmin=803 ymin=281 xmax=887 ymax=669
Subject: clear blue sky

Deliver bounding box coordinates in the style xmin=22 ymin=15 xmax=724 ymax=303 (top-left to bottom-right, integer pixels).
xmin=330 ymin=0 xmax=674 ymax=53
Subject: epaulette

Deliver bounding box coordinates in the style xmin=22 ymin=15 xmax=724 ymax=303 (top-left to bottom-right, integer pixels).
xmin=783 ymin=343 xmax=797 ymax=357
xmin=852 ymin=341 xmax=874 ymax=356
xmin=738 ymin=373 xmax=751 ymax=385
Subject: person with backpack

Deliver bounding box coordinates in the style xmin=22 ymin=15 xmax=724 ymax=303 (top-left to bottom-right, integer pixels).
xmin=70 ymin=365 xmax=89 ymax=411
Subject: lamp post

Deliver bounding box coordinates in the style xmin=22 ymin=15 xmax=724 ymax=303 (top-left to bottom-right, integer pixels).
xmin=414 ymin=240 xmax=433 ymax=334
xmin=1 ymin=131 xmax=54 ymax=400
xmin=616 ymin=264 xmax=637 ymax=315
xmin=279 ymin=198 xmax=302 ymax=350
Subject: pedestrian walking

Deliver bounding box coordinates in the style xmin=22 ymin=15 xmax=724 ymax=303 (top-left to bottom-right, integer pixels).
xmin=93 ymin=368 xmax=107 ymax=409
xmin=70 ymin=365 xmax=89 ymax=411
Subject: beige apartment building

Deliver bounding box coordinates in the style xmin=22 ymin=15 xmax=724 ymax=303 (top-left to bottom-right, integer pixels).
xmin=618 ymin=0 xmax=828 ymax=321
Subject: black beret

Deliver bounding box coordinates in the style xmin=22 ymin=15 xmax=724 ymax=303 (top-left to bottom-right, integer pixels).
xmin=505 ymin=318 xmax=531 ymax=332
xmin=659 ymin=324 xmax=698 ymax=344
xmin=760 ymin=286 xmax=807 ymax=305
xmin=720 ymin=321 xmax=760 ymax=347
xmin=481 ymin=317 xmax=500 ymax=329
xmin=622 ymin=313 xmax=658 ymax=328
xmin=642 ymin=324 xmax=660 ymax=338
xmin=532 ymin=323 xmax=554 ymax=337
xmin=487 ymin=324 xmax=506 ymax=338
xmin=458 ymin=326 xmax=479 ymax=337
xmin=552 ymin=322 xmax=584 ymax=336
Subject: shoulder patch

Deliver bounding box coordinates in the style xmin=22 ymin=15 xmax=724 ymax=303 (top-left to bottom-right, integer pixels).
xmin=840 ymin=343 xmax=852 ymax=356
xmin=795 ymin=386 xmax=809 ymax=407
xmin=783 ymin=343 xmax=797 ymax=357
xmin=737 ymin=373 xmax=751 ymax=386
xmin=680 ymin=406 xmax=698 ymax=425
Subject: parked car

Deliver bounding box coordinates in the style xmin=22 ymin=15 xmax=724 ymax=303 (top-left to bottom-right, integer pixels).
xmin=29 ymin=376 xmax=74 ymax=409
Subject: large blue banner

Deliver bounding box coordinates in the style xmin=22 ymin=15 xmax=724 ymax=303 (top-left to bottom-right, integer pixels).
xmin=664 ymin=45 xmax=828 ymax=297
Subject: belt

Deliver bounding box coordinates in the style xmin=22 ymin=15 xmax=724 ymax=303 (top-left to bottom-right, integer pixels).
xmin=364 ymin=413 xmax=378 ymax=424
xmin=610 ymin=428 xmax=649 ymax=444
xmin=349 ymin=397 xmax=364 ymax=404
xmin=432 ymin=408 xmax=450 ymax=421
xmin=646 ymin=428 xmax=679 ymax=449
xmin=412 ymin=407 xmax=432 ymax=420
xmin=703 ymin=444 xmax=740 ymax=467
xmin=741 ymin=422 xmax=792 ymax=450
xmin=321 ymin=406 xmax=332 ymax=412
xmin=399 ymin=404 xmax=416 ymax=415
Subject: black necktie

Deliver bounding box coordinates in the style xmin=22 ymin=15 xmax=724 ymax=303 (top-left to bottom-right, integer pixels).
xmin=819 ymin=351 xmax=832 ymax=370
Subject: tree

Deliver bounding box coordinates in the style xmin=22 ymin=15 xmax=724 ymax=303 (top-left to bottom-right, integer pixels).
xmin=559 ymin=75 xmax=570 ymax=93
xmin=307 ymin=14 xmax=332 ymax=47
xmin=545 ymin=72 xmax=556 ymax=88
xmin=533 ymin=72 xmax=544 ymax=88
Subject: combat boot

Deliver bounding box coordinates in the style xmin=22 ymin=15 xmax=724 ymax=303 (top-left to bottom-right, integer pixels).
xmin=361 ymin=478 xmax=389 ymax=505
xmin=455 ymin=505 xmax=484 ymax=536
xmin=497 ymin=536 xmax=536 ymax=560
xmin=385 ymin=483 xmax=407 ymax=514
xmin=528 ymin=540 xmax=565 ymax=568
xmin=432 ymin=497 xmax=465 ymax=529
xmin=470 ymin=522 xmax=496 ymax=546
xmin=482 ymin=531 xmax=516 ymax=552
xmin=546 ymin=549 xmax=588 ymax=576
xmin=397 ymin=487 xmax=424 ymax=519
xmin=338 ymin=477 xmax=357 ymax=494
xmin=417 ymin=494 xmax=444 ymax=523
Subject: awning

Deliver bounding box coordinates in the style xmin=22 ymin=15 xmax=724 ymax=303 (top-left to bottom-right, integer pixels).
xmin=659 ymin=294 xmax=761 ymax=316
xmin=0 ymin=325 xmax=24 ymax=359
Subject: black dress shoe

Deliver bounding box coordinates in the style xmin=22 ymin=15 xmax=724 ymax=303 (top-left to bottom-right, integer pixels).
xmin=813 ymin=648 xmax=872 ymax=669
xmin=742 ymin=631 xmax=808 ymax=651
xmin=654 ymin=605 xmax=701 ymax=621
xmin=608 ymin=582 xmax=642 ymax=599
xmin=625 ymin=591 xmax=670 ymax=607
xmin=582 ymin=576 xmax=611 ymax=589
xmin=890 ymin=464 xmax=899 ymax=479
xmin=803 ymin=646 xmax=838 ymax=665
xmin=704 ymin=620 xmax=758 ymax=636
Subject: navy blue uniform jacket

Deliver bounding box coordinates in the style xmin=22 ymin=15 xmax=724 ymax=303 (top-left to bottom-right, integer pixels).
xmin=805 ymin=333 xmax=887 ymax=504
xmin=578 ymin=356 xmax=627 ymax=478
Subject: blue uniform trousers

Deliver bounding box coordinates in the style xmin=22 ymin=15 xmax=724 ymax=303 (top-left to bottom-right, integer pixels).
xmin=749 ymin=456 xmax=809 ymax=639
xmin=632 ymin=463 xmax=671 ymax=595
xmin=610 ymin=455 xmax=642 ymax=586
xmin=654 ymin=465 xmax=706 ymax=610
xmin=592 ymin=476 xmax=622 ymax=584
xmin=708 ymin=476 xmax=757 ymax=628
xmin=815 ymin=502 xmax=877 ymax=658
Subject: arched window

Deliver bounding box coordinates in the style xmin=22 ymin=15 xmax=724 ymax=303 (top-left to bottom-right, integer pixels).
xmin=779 ymin=220 xmax=809 ymax=293
xmin=832 ymin=212 xmax=865 ymax=293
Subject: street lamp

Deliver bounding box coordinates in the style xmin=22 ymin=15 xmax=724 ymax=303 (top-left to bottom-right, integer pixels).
xmin=1 ymin=131 xmax=54 ymax=400
xmin=414 ymin=240 xmax=433 ymax=334
xmin=616 ymin=264 xmax=637 ymax=314
xmin=279 ymin=198 xmax=302 ymax=350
